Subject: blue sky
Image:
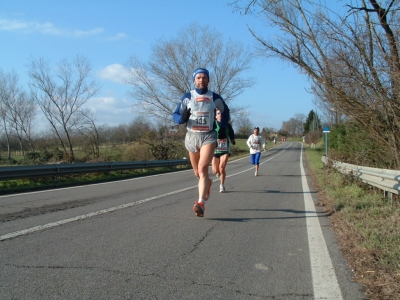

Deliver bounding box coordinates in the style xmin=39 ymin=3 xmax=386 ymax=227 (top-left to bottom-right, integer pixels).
xmin=1 ymin=0 xmax=317 ymax=131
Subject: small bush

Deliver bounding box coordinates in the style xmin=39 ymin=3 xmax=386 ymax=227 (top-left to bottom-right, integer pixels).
xmin=305 ymin=130 xmax=322 ymax=145
xmin=328 ymin=121 xmax=396 ymax=168
xmin=121 ymin=143 xmax=150 ymax=161
xmin=0 ymin=157 xmax=18 ymax=165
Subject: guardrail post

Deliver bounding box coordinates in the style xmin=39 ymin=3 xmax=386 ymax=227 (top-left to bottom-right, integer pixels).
xmin=384 ymin=190 xmax=393 ymax=201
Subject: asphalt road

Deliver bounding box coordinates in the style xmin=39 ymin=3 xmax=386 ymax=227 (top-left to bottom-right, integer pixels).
xmin=0 ymin=142 xmax=366 ymax=299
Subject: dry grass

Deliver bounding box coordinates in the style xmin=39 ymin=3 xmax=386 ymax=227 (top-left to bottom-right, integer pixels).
xmin=305 ymin=145 xmax=400 ymax=300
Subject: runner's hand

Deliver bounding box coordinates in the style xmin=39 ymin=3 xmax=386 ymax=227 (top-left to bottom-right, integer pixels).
xmin=181 ymin=108 xmax=191 ymax=123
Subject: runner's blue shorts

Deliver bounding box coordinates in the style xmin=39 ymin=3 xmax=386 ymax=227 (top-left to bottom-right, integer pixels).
xmin=250 ymin=152 xmax=261 ymax=165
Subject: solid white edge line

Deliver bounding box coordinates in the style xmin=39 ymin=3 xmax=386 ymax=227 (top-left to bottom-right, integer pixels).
xmin=1 ymin=144 xmax=289 ymax=241
xmin=300 ymin=143 xmax=343 ymax=299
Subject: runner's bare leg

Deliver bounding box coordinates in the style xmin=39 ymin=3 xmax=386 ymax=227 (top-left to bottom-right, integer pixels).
xmin=196 ymin=143 xmax=216 ymax=199
xmin=219 ymin=154 xmax=229 ymax=186
xmin=212 ymin=156 xmax=220 ymax=176
xmin=189 ymin=151 xmax=200 ymax=179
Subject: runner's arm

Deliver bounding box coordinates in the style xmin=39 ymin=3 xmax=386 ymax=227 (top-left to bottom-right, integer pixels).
xmin=213 ymin=93 xmax=230 ymax=128
xmin=246 ymin=135 xmax=252 ymax=148
xmin=228 ymin=123 xmax=235 ymax=144
xmin=172 ymin=93 xmax=190 ymax=124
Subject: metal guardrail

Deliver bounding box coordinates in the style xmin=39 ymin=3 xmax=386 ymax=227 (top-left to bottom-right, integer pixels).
xmin=322 ymin=156 xmax=400 ymax=198
xmin=0 ymin=159 xmax=189 ymax=181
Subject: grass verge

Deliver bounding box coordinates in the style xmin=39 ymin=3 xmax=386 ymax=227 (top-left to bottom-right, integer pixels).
xmin=0 ymin=166 xmax=192 ymax=196
xmin=304 ymin=144 xmax=400 ymax=299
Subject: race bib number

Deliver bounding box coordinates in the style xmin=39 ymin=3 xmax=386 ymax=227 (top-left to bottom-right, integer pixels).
xmin=217 ymin=139 xmax=228 ymax=151
xmin=192 ymin=111 xmax=211 ymax=132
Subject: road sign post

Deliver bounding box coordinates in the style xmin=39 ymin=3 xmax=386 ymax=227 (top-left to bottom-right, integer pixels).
xmin=323 ymin=126 xmax=330 ymax=157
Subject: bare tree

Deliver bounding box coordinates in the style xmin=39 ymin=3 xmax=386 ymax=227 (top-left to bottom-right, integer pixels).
xmin=0 ymin=70 xmax=14 ymax=159
xmin=75 ymin=109 xmax=101 ymax=160
xmin=108 ymin=124 xmax=130 ymax=145
xmin=0 ymin=69 xmax=36 ymax=159
xmin=27 ymin=56 xmax=100 ymax=162
xmin=281 ymin=119 xmax=295 ymax=136
xmin=280 ymin=113 xmax=307 ymax=137
xmin=311 ymin=93 xmax=342 ymax=127
xmin=233 ymin=0 xmax=400 ymax=168
xmin=8 ymin=91 xmax=36 ymax=157
xmin=2 ymin=71 xmax=36 ymax=156
xmin=261 ymin=126 xmax=277 ymax=140
xmin=0 ymin=97 xmax=13 ymax=160
xmin=234 ymin=110 xmax=254 ymax=135
xmin=294 ymin=113 xmax=306 ymax=136
xmin=125 ymin=23 xmax=255 ymax=121
xmin=127 ymin=116 xmax=153 ymax=141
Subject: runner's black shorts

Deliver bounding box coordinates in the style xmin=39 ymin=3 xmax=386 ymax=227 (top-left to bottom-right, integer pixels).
xmin=213 ymin=152 xmax=231 ymax=158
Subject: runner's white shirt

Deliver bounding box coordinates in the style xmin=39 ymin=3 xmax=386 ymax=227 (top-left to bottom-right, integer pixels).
xmin=247 ymin=134 xmax=266 ymax=154
xmin=181 ymin=90 xmax=225 ymax=133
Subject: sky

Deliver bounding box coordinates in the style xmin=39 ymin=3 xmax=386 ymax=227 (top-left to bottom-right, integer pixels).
xmin=0 ymin=0 xmax=317 ymax=132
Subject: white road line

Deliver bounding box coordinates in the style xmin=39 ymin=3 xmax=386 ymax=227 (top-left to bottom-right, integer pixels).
xmin=0 ymin=143 xmax=287 ymax=241
xmin=300 ymin=143 xmax=343 ymax=299
xmin=3 ymin=143 xmax=344 ymax=297
xmin=0 ymin=170 xmax=194 ymax=199
xmin=224 ymin=147 xmax=286 ymax=179
xmin=0 ymin=185 xmax=195 ymax=241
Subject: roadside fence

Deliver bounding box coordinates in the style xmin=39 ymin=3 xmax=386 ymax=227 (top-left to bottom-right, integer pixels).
xmin=0 ymin=159 xmax=189 ymax=181
xmin=322 ymin=156 xmax=400 ymax=200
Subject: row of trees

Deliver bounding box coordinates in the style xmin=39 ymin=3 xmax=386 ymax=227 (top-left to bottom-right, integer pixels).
xmin=0 ymin=23 xmax=259 ymax=163
xmin=10 ymin=0 xmax=392 ymax=166
xmin=0 ymin=54 xmax=324 ymax=163
xmin=0 ymin=114 xmax=188 ymax=163
xmin=0 ymin=57 xmax=102 ymax=162
xmin=1 ymin=25 xmax=310 ymax=164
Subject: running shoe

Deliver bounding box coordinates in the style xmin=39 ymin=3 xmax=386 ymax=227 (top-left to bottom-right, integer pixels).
xmin=205 ymin=179 xmax=212 ymax=200
xmin=193 ymin=201 xmax=205 ymax=217
xmin=219 ymin=186 xmax=225 ymax=193
xmin=216 ymin=173 xmax=220 ymax=178
xmin=255 ymin=171 xmax=258 ymax=176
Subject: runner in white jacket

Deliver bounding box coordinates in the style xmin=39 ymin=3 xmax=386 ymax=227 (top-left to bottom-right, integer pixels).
xmin=246 ymin=127 xmax=266 ymax=176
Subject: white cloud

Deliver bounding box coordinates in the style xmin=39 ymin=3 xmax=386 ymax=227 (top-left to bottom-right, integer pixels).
xmin=93 ymin=96 xmax=117 ymax=107
xmin=86 ymin=96 xmax=134 ymax=126
xmin=100 ymin=32 xmax=127 ymax=41
xmin=72 ymin=27 xmax=103 ymax=37
xmin=98 ymin=64 xmax=130 ymax=84
xmin=0 ymin=18 xmax=28 ymax=30
xmin=0 ymin=18 xmax=103 ymax=37
xmin=88 ymin=96 xmax=131 ymax=112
